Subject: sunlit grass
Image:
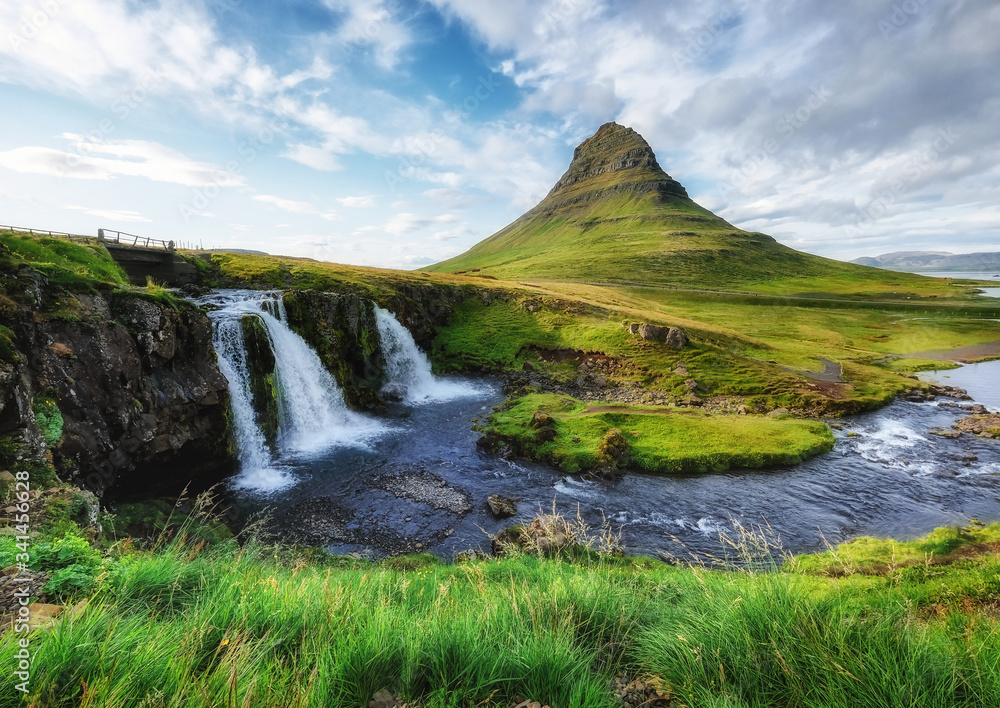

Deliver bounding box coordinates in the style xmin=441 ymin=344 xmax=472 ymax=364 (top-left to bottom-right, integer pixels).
xmin=3 ymin=506 xmax=999 ymax=708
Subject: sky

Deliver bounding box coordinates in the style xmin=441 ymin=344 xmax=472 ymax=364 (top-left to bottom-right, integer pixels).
xmin=0 ymin=0 xmax=998 ymax=269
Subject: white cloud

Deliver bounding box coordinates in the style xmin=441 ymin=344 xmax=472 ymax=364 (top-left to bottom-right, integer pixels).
xmin=282 ymin=144 xmax=344 ymax=172
xmin=253 ymin=194 xmax=340 ymax=221
xmin=337 ymin=195 xmax=376 ymax=208
xmin=323 ymin=0 xmax=415 ymax=69
xmin=430 ymin=224 xmax=477 ymax=241
xmin=0 ymin=135 xmax=242 ymax=186
xmin=421 ymin=188 xmax=490 ymax=210
xmin=63 ymin=205 xmax=151 ymax=222
xmin=364 ymin=212 xmax=460 ymax=236
xmin=253 ymin=195 xmax=317 ymax=214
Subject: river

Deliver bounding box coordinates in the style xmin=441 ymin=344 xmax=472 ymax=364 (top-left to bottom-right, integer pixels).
xmin=223 ymin=358 xmax=1000 ymax=562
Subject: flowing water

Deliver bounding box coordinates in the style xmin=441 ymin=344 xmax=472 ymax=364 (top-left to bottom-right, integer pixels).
xmin=196 ymin=290 xmax=389 ymax=492
xmin=374 ymin=305 xmax=486 ymax=404
xmin=204 ymin=290 xmax=1000 ymax=560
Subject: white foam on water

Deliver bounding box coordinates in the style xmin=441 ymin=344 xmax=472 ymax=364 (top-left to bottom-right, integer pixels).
xmin=695 ymin=517 xmax=720 ymax=535
xmin=852 ymin=419 xmax=927 ymax=466
xmin=552 ymin=478 xmax=599 ymax=500
xmin=374 ymin=305 xmax=488 ymax=404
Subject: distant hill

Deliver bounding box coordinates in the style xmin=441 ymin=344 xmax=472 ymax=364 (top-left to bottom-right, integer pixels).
xmin=424 ymin=122 xmax=904 ymax=288
xmin=851 ymin=251 xmax=1000 ymax=272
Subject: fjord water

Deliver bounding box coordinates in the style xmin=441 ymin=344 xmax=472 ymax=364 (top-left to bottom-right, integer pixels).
xmin=912 ymin=271 xmax=1000 ymax=298
xmin=209 ymin=290 xmax=1000 ymax=558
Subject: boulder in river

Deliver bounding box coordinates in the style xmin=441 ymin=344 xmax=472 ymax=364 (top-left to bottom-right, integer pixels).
xmin=486 ymin=493 xmax=517 ymax=519
xmin=955 ymin=413 xmax=1000 ymax=438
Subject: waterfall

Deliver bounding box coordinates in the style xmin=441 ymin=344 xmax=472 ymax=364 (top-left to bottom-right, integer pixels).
xmin=197 ymin=290 xmax=386 ymax=491
xmin=374 ymin=305 xmax=485 ymax=403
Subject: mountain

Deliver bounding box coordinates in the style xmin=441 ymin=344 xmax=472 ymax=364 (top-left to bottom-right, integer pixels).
xmin=424 ymin=122 xmax=884 ymax=288
xmin=851 ymin=251 xmax=1000 ymax=273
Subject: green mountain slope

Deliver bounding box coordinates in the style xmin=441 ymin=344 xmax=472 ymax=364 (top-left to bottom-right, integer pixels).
xmin=424 ymin=123 xmax=924 ymax=291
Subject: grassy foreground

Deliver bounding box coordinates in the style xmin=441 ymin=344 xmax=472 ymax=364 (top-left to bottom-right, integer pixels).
xmin=2 ymin=501 xmax=1000 ymax=708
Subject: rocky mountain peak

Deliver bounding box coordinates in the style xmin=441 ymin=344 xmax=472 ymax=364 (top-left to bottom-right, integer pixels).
xmin=539 ymin=122 xmax=689 ymax=209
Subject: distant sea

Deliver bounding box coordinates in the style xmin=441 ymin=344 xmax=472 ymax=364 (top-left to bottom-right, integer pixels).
xmin=910 ymin=271 xmax=1000 ymax=298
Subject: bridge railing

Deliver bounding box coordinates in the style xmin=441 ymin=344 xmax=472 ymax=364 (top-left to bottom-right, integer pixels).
xmin=98 ymin=228 xmax=174 ymax=252
xmin=0 ymin=224 xmax=95 ymax=243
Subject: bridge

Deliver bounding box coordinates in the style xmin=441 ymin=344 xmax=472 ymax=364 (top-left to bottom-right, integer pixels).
xmin=0 ymin=224 xmax=198 ymax=287
xmin=97 ymin=229 xmax=198 ymax=286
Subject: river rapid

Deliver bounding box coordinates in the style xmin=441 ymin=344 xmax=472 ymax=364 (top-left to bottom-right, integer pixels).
xmin=224 ymin=358 xmax=1000 ymax=562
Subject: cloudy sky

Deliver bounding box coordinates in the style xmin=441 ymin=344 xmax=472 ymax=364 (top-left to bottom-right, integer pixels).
xmin=1 ymin=0 xmax=997 ymax=269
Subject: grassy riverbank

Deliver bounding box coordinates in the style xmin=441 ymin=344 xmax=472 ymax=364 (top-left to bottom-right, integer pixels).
xmin=2 ymin=501 xmax=999 ymax=707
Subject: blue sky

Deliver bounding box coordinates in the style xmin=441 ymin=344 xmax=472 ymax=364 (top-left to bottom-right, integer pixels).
xmin=1 ymin=0 xmax=998 ymax=268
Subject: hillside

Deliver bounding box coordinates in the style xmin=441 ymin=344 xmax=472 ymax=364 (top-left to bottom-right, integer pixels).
xmin=424 ymin=123 xmax=931 ymax=293
xmin=852 ymin=250 xmax=1000 ymax=272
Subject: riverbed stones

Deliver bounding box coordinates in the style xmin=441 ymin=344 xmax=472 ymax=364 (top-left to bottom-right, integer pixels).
xmin=928 ymin=427 xmax=962 ymax=439
xmin=905 ymin=385 xmax=972 ymax=403
xmin=375 ymin=471 xmax=473 ymax=515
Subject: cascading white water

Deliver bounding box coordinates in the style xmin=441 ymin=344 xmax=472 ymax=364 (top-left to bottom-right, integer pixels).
xmin=374 ymin=305 xmax=485 ymax=403
xmin=197 ymin=290 xmax=387 ymax=491
xmin=212 ymin=311 xmax=279 ymax=488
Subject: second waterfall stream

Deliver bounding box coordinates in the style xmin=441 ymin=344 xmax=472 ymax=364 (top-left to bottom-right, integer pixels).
xmin=197 ymin=290 xmax=483 ymax=491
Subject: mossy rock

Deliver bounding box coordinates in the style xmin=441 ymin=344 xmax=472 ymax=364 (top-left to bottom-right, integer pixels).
xmin=240 ymin=315 xmax=279 ymax=447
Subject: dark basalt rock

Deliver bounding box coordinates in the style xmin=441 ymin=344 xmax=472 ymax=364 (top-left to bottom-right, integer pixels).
xmin=486 ymin=493 xmax=517 ymax=519
xmin=0 ymin=263 xmax=231 ymax=498
xmin=281 ymin=289 xmax=386 ymax=409
xmin=240 ymin=315 xmax=279 ymax=448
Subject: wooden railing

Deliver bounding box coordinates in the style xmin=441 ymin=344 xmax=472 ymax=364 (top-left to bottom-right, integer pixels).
xmin=98 ymin=228 xmax=174 ymax=252
xmin=0 ymin=224 xmax=95 ymax=243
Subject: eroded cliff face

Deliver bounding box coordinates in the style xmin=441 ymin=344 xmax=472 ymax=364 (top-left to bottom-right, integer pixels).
xmin=0 ymin=264 xmax=231 ymax=498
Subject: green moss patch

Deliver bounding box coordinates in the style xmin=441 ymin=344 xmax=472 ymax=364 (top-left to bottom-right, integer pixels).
xmin=33 ymin=397 xmax=63 ymax=448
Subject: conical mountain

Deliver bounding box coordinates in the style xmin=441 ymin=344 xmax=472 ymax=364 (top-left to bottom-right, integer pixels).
xmin=424 ymin=122 xmax=874 ymax=287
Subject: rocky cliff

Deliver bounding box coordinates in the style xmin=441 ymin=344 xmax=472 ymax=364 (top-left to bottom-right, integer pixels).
xmin=0 ymin=247 xmax=231 ymax=498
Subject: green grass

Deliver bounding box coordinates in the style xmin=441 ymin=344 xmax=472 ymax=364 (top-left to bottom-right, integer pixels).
xmin=195 ymin=250 xmax=475 ymax=298
xmin=483 ymin=393 xmax=834 ymax=473
xmin=421 ymin=187 xmax=993 ymax=303
xmin=0 ymin=232 xmax=127 ymax=290
xmin=3 ymin=508 xmax=1000 ymax=708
